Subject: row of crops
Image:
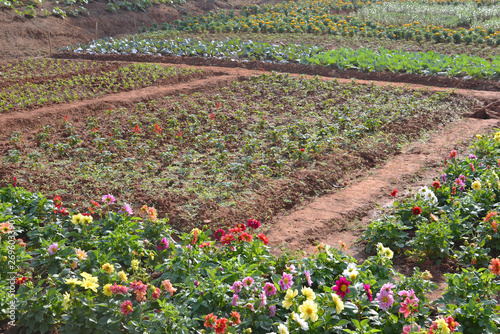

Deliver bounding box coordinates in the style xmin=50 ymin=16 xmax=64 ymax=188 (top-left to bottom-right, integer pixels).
xmin=1 ymin=72 xmax=473 ymax=231
xmin=156 ymin=0 xmax=500 ymax=47
xmin=63 ymin=37 xmax=500 ymax=79
xmin=0 ymin=60 xmax=204 ymax=112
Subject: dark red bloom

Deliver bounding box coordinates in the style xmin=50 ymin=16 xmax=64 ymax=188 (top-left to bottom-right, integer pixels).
xmin=236 ymin=223 xmax=246 ymax=231
xmin=390 ymin=189 xmax=397 ymax=197
xmin=247 ymin=219 xmax=261 ymax=229
xmin=432 ymin=181 xmax=441 ymax=190
xmin=15 ymin=277 xmax=28 ymax=285
xmin=412 ymin=207 xmax=422 ymax=216
xmin=12 ymin=177 xmax=17 ymax=187
xmin=214 ymin=229 xmax=225 ymax=241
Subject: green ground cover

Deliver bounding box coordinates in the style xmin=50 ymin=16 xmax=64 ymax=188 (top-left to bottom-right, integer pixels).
xmin=65 ymin=37 xmax=500 ymax=79
xmin=0 ymin=60 xmax=203 ymax=112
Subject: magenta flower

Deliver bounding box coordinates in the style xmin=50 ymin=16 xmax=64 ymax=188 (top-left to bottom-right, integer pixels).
xmin=242 ymin=277 xmax=254 ymax=288
xmin=363 ymin=283 xmax=373 ymax=302
xmin=157 ymin=237 xmax=169 ymax=251
xmin=304 ymin=270 xmax=312 ymax=287
xmin=231 ymin=281 xmax=243 ymax=294
xmin=398 ymin=289 xmax=418 ymax=301
xmin=120 ymin=203 xmax=133 ymax=215
xmin=278 ymin=272 xmax=293 ymax=291
xmin=269 ymin=305 xmax=276 ymax=317
xmin=232 ymin=294 xmax=239 ymax=306
xmin=332 ymin=276 xmax=351 ymax=299
xmin=102 ymin=194 xmax=115 ymax=204
xmin=263 ymin=282 xmax=277 ymax=296
xmin=48 ymin=242 xmax=59 ymax=255
xmin=376 ymin=289 xmax=394 ymax=310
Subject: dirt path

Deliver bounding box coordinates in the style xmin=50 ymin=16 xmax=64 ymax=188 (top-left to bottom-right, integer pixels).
xmin=0 ymin=73 xmax=241 ymax=137
xmin=265 ymin=117 xmax=500 ymax=256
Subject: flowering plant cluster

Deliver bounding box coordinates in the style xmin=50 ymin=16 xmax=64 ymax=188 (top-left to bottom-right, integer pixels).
xmin=0 ymin=185 xmax=477 ymax=334
xmin=363 ymin=131 xmax=500 ymax=332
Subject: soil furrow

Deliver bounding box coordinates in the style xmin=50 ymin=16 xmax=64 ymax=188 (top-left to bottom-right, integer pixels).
xmin=0 ymin=73 xmax=238 ymax=138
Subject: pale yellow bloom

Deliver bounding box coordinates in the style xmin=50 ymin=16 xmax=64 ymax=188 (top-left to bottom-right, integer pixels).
xmin=277 ymin=324 xmax=289 ymax=334
xmin=301 ymin=286 xmax=315 ymax=301
xmin=65 ymin=278 xmax=82 ymax=287
xmin=298 ymin=300 xmax=318 ymax=322
xmin=131 ymin=259 xmax=140 ymax=271
xmin=436 ymin=318 xmax=451 ymax=334
xmin=472 ymin=180 xmax=481 ymax=191
xmin=82 ymin=215 xmax=93 ymax=224
xmin=72 ymin=214 xmax=84 ymax=225
xmin=81 ymin=278 xmax=99 ymax=292
xmin=80 ymin=272 xmax=93 ymax=280
xmin=331 ymin=293 xmax=344 ymax=314
xmin=62 ymin=292 xmax=71 ymax=310
xmin=282 ymin=289 xmax=298 ymax=309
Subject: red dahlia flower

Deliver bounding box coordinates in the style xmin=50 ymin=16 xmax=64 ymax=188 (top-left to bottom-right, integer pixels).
xmin=412 ymin=207 xmax=422 ymax=215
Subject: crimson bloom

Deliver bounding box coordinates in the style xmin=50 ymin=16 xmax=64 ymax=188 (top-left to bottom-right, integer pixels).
xmin=390 ymin=189 xmax=397 ymax=197
xmin=121 ymin=300 xmax=133 ymax=316
xmin=412 ymin=207 xmax=422 ymax=215
xmin=247 ymin=219 xmax=261 ymax=229
xmin=214 ymin=229 xmax=225 ymax=241
xmin=432 ymin=181 xmax=441 ymax=190
xmin=238 ymin=232 xmax=253 ymax=242
xmin=332 ymin=276 xmax=351 ymax=299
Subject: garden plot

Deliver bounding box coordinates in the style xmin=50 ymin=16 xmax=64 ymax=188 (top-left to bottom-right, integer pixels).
xmin=0 ymin=58 xmax=208 ymax=112
xmin=0 ymin=72 xmax=476 ymax=232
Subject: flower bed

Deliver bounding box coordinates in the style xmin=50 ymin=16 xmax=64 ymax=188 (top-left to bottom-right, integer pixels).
xmin=1 ymin=184 xmax=497 ymax=333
